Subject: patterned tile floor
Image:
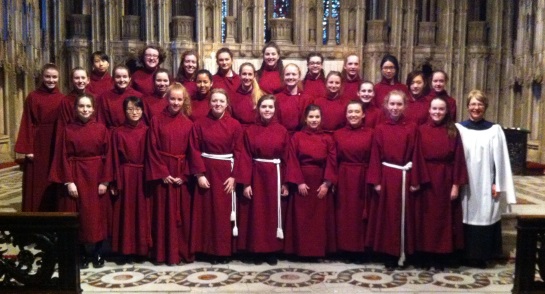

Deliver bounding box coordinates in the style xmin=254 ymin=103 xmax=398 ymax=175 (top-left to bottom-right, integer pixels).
xmin=2 ymin=166 xmax=545 ymax=293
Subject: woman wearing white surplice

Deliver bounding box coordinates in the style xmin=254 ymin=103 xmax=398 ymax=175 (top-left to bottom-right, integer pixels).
xmin=455 ymin=89 xmax=516 ymax=268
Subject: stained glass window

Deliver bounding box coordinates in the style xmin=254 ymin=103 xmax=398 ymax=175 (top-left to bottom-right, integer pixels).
xmin=221 ymin=0 xmax=227 ymax=42
xmin=273 ymin=0 xmax=290 ymax=18
xmin=323 ymin=0 xmax=340 ymax=44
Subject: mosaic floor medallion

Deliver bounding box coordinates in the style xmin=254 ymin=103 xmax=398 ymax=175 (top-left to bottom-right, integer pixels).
xmin=495 ymin=269 xmax=514 ymax=285
xmin=255 ymin=268 xmax=324 ymax=287
xmin=85 ymin=267 xmax=158 ymax=288
xmin=171 ymin=267 xmax=243 ymax=287
xmin=432 ymin=270 xmax=491 ymax=289
xmin=335 ymin=268 xmax=407 ymax=288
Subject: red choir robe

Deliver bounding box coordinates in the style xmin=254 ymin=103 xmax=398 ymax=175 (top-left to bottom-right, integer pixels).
xmin=15 ymin=85 xmax=64 ymax=212
xmin=230 ymin=86 xmax=257 ymax=129
xmin=434 ymin=90 xmax=458 ymax=121
xmin=341 ymin=75 xmax=361 ymax=102
xmin=235 ymin=117 xmax=290 ymax=253
xmin=366 ymin=115 xmax=429 ymax=258
xmin=405 ymin=92 xmax=432 ymax=126
xmin=303 ymin=74 xmax=327 ymax=103
xmin=142 ymin=93 xmax=168 ymax=124
xmin=416 ymin=120 xmax=468 ymax=253
xmin=258 ymin=68 xmax=283 ymax=94
xmin=146 ymin=108 xmax=196 ymax=264
xmin=110 ymin=120 xmax=151 ymax=256
xmin=49 ymin=119 xmax=112 ymax=243
xmin=131 ymin=68 xmax=157 ymax=96
xmin=179 ymin=80 xmax=197 ymax=98
xmin=333 ymin=124 xmax=374 ymax=252
xmin=313 ymin=95 xmax=348 ymax=132
xmin=363 ymin=102 xmax=385 ymax=128
xmin=212 ymin=72 xmax=241 ymax=100
xmin=190 ymin=93 xmax=211 ymax=122
xmin=374 ymin=78 xmax=411 ymax=108
xmin=190 ymin=111 xmax=244 ymax=256
xmin=87 ymin=71 xmax=114 ymax=98
xmin=284 ymin=127 xmax=337 ymax=256
xmin=98 ymin=87 xmax=143 ymax=129
xmin=274 ymin=89 xmax=310 ymax=134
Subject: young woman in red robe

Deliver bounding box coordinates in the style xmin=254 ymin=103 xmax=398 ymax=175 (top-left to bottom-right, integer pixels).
xmin=98 ymin=65 xmax=143 ymax=130
xmin=190 ymin=69 xmax=214 ymax=122
xmin=340 ymin=54 xmax=362 ymax=100
xmin=57 ymin=67 xmax=91 ymax=130
xmin=333 ymin=100 xmax=375 ymax=262
xmin=49 ymin=93 xmax=112 ymax=269
xmin=432 ymin=70 xmax=458 ymax=121
xmin=284 ymin=104 xmax=337 ymax=260
xmin=257 ymin=42 xmax=284 ymax=94
xmin=357 ymin=81 xmax=384 ymax=128
xmin=175 ymin=50 xmax=199 ymax=98
xmin=230 ymin=63 xmax=263 ymax=129
xmin=15 ymin=63 xmax=64 ymax=212
xmin=274 ymin=63 xmax=310 ymax=134
xmin=146 ymin=82 xmax=197 ymax=265
xmin=110 ymin=96 xmax=151 ymax=260
xmin=131 ymin=45 xmax=166 ymax=96
xmin=302 ymin=52 xmax=327 ymax=102
xmin=87 ymin=51 xmax=113 ymax=97
xmin=374 ymin=54 xmax=410 ymax=107
xmin=367 ymin=90 xmax=428 ymax=269
xmin=142 ymin=68 xmax=170 ymax=123
xmin=190 ymin=88 xmax=244 ymax=263
xmin=314 ymin=71 xmax=348 ymax=132
xmin=212 ymin=48 xmax=241 ymax=99
xmin=405 ymin=70 xmax=433 ymax=125
xmin=237 ymin=94 xmax=290 ymax=265
xmin=416 ymin=96 xmax=467 ymax=269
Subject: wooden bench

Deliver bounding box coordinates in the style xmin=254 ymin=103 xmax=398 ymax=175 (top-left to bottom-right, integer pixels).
xmin=513 ymin=215 xmax=545 ymax=293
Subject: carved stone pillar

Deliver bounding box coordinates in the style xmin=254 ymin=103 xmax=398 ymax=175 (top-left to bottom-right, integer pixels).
xmin=366 ymin=20 xmax=388 ymax=43
xmin=468 ymin=21 xmax=487 ymax=46
xmin=171 ymin=16 xmax=194 ymax=42
xmin=122 ymin=15 xmax=141 ymax=40
xmin=269 ymin=18 xmax=293 ymax=44
xmin=68 ymin=14 xmax=91 ymax=39
xmin=327 ymin=17 xmax=336 ymax=45
xmin=225 ymin=16 xmax=237 ymax=43
xmin=418 ymin=22 xmax=436 ymax=45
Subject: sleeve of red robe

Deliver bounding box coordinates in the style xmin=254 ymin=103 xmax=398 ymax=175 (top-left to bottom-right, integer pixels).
xmin=236 ymin=128 xmax=253 ymax=186
xmin=230 ymin=121 xmax=244 ymax=179
xmin=324 ymin=134 xmax=338 ymax=185
xmin=14 ymin=94 xmax=35 ymax=154
xmin=145 ymin=117 xmax=171 ymax=181
xmin=189 ymin=122 xmax=206 ymax=175
xmin=100 ymin=125 xmax=114 ymax=184
xmin=49 ymin=128 xmax=73 ymax=184
xmin=367 ymin=127 xmax=384 ymax=186
xmin=285 ymin=133 xmax=305 ymax=185
xmin=452 ymin=133 xmax=468 ymax=185
xmin=410 ymin=128 xmax=430 ymax=187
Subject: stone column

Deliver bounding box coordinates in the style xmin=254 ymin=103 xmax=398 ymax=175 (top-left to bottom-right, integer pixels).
xmin=326 ymin=17 xmax=336 ymax=45
xmin=366 ymin=20 xmax=387 ymax=43
xmin=68 ymin=14 xmax=91 ymax=39
xmin=225 ymin=16 xmax=237 ymax=43
xmin=171 ymin=16 xmax=195 ymax=42
xmin=269 ymin=18 xmax=293 ymax=45
xmin=467 ymin=21 xmax=487 ymax=46
xmin=418 ymin=22 xmax=436 ymax=45
xmin=122 ymin=15 xmax=141 ymax=40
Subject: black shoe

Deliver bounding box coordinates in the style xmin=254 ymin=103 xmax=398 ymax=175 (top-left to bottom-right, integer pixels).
xmin=80 ymin=255 xmax=90 ymax=269
xmin=384 ymin=261 xmax=397 ymax=271
xmin=253 ymin=258 xmax=263 ymax=265
xmin=93 ymin=254 xmax=105 ymax=268
xmin=266 ymin=256 xmax=278 ymax=266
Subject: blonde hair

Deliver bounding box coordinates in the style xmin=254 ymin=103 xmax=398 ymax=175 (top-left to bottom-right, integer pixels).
xmin=466 ymin=89 xmax=488 ymax=110
xmin=239 ymin=62 xmax=264 ymax=107
xmin=282 ymin=63 xmax=303 ymax=91
xmin=166 ymin=82 xmax=192 ymax=116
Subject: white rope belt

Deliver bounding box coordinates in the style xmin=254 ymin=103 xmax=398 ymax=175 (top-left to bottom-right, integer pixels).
xmin=382 ymin=161 xmax=412 ymax=266
xmin=253 ymin=157 xmax=283 ymax=239
xmin=201 ymin=152 xmax=238 ymax=237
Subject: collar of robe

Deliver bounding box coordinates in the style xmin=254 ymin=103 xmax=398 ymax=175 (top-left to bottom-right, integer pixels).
xmin=38 ymin=84 xmax=60 ymax=94
xmin=380 ymin=76 xmax=399 ymax=86
xmin=91 ymin=70 xmax=110 ymax=81
xmin=460 ymin=118 xmax=494 ymax=130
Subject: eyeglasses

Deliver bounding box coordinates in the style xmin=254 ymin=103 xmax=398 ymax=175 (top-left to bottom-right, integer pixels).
xmin=382 ymin=66 xmax=396 ymax=70
xmin=308 ymin=62 xmax=322 ymax=66
xmin=126 ymin=108 xmax=143 ymax=113
xmin=145 ymin=54 xmax=159 ymax=59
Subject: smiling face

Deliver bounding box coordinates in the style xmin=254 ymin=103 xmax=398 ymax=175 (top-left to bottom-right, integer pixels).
xmin=42 ymin=68 xmax=59 ymax=89
xmin=381 ymin=60 xmax=397 ymax=81
xmin=259 ymin=99 xmax=275 ymax=122
xmin=217 ymin=52 xmax=233 ymax=73
xmin=307 ymin=56 xmax=323 ymax=75
xmin=386 ymin=94 xmax=406 ymax=119
xmin=358 ymin=83 xmax=375 ymax=103
xmin=429 ymin=98 xmax=447 ymax=123
xmin=210 ymin=92 xmax=228 ymax=118
xmin=125 ymin=101 xmax=143 ymax=123
xmin=76 ymin=97 xmax=94 ymax=122
xmin=326 ymin=75 xmax=342 ymax=94
xmin=183 ymin=54 xmax=198 ymax=76
xmin=168 ymin=89 xmax=185 ymax=114
xmin=283 ymin=65 xmax=300 ymax=88
xmin=72 ymin=69 xmax=89 ymax=92
xmin=240 ymin=65 xmax=255 ymax=88
xmin=263 ymin=47 xmax=279 ymax=68
xmin=305 ymin=109 xmax=321 ymax=129
xmin=154 ymin=72 xmax=170 ymax=94
xmin=144 ymin=48 xmax=160 ymax=70
xmin=346 ymin=103 xmax=364 ymax=127
xmin=196 ymin=73 xmax=212 ymax=95
xmin=432 ymin=72 xmax=446 ymax=93
xmin=114 ymin=68 xmax=130 ymax=90
xmin=467 ymin=97 xmax=486 ymax=121
xmin=344 ymin=55 xmax=360 ymax=78
xmin=410 ymin=74 xmax=425 ymax=97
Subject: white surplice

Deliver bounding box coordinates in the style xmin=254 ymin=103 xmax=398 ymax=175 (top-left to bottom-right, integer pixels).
xmin=455 ymin=123 xmax=516 ymax=225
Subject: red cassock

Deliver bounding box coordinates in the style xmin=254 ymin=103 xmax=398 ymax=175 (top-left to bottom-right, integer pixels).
xmin=333 ymin=124 xmax=374 ymax=252
xmin=49 ymin=120 xmax=112 ymax=243
xmin=366 ymin=116 xmax=428 ymax=257
xmin=190 ymin=111 xmax=244 ymax=256
xmin=230 ymin=87 xmax=256 ymax=129
xmin=146 ymin=108 xmax=196 ymax=264
xmin=303 ymin=75 xmax=327 ymax=103
xmin=374 ymin=78 xmax=411 ymax=108
xmin=179 ymin=80 xmax=198 ymax=98
xmin=274 ymin=89 xmax=310 ymax=134
xmin=142 ymin=93 xmax=168 ymax=124
xmin=190 ymin=94 xmax=210 ymax=122
xmin=212 ymin=73 xmax=241 ymax=100
xmin=313 ymin=96 xmax=347 ymax=132
xmin=98 ymin=87 xmax=143 ymax=129
xmin=284 ymin=128 xmax=337 ymax=257
xmin=15 ymin=85 xmax=64 ymax=212
xmin=434 ymin=90 xmax=458 ymax=121
xmin=235 ymin=119 xmax=290 ymax=253
xmin=363 ymin=102 xmax=385 ymax=128
xmin=341 ymin=76 xmax=361 ymax=101
xmin=111 ymin=121 xmax=151 ymax=256
xmin=131 ymin=68 xmax=156 ymax=96
xmin=258 ymin=69 xmax=283 ymax=94
xmin=416 ymin=120 xmax=468 ymax=253
xmin=405 ymin=94 xmax=432 ymax=126
xmin=87 ymin=71 xmax=114 ymax=98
